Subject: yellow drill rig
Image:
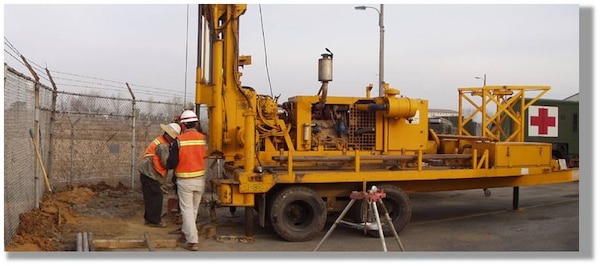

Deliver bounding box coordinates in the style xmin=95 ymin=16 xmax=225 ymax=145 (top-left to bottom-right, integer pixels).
xmin=194 ymin=4 xmax=578 ymax=242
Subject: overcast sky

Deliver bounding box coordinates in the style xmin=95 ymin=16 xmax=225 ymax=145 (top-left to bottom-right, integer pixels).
xmin=3 ymin=3 xmax=580 ymax=111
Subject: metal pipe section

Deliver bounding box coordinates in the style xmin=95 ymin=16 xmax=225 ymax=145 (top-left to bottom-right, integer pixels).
xmin=195 ymin=4 xmax=204 ymax=105
xmin=224 ymin=5 xmax=237 ymax=97
xmin=76 ymin=232 xmax=92 ymax=251
xmin=371 ymin=201 xmax=387 ymax=252
xmin=82 ymin=232 xmax=89 ymax=252
xmin=197 ymin=5 xmax=203 ymax=72
xmin=243 ymin=108 xmax=256 ymax=173
xmin=245 ymin=206 xmax=254 ymax=238
xmin=76 ymin=232 xmax=82 ymax=251
xmin=355 ymin=103 xmax=381 ymax=112
xmin=211 ymin=40 xmax=224 ymax=152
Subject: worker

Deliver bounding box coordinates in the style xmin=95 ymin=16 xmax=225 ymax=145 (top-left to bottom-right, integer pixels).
xmin=169 ymin=103 xmax=195 ymax=195
xmin=167 ymin=106 xmax=193 ymax=227
xmin=138 ymin=122 xmax=181 ymax=228
xmin=167 ymin=110 xmax=206 ymax=251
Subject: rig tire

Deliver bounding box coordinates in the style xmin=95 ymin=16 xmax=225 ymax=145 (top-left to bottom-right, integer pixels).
xmin=269 ymin=186 xmax=327 ymax=242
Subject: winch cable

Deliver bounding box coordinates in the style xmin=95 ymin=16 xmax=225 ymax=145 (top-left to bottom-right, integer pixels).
xmin=258 ymin=4 xmax=275 ymax=99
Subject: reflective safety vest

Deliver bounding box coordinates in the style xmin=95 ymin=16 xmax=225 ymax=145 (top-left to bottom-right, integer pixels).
xmin=143 ymin=135 xmax=169 ymax=177
xmin=175 ymin=130 xmax=206 ymax=178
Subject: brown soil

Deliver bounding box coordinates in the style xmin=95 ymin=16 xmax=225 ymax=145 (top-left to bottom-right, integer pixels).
xmin=5 ymin=181 xmax=149 ymax=251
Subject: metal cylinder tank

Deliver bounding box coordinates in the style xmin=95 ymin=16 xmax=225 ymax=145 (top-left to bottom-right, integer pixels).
xmin=318 ymin=54 xmax=333 ymax=82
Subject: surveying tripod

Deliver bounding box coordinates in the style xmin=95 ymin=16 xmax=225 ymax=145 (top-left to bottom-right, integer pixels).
xmin=313 ymin=186 xmax=405 ymax=252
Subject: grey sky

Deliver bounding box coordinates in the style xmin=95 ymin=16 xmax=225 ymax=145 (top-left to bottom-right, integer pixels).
xmin=4 ymin=4 xmax=579 ymax=110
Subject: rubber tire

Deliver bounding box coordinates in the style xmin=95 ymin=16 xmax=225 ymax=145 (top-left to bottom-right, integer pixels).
xmin=351 ymin=184 xmax=412 ymax=238
xmin=268 ymin=186 xmax=327 ymax=242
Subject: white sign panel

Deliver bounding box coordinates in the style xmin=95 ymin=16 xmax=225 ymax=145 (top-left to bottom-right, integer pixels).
xmin=528 ymin=105 xmax=558 ymax=137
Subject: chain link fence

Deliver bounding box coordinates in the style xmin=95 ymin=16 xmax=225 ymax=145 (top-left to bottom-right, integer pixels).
xmin=3 ymin=64 xmax=186 ymax=245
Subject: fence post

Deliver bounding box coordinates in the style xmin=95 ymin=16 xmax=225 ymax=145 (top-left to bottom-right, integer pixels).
xmin=126 ymin=83 xmax=136 ymax=190
xmin=45 ymin=68 xmax=58 ymax=181
xmin=21 ymin=56 xmax=41 ymax=208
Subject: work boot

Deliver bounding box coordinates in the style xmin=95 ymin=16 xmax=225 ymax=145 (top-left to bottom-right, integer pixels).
xmin=182 ymin=242 xmax=199 ymax=251
xmin=168 ymin=227 xmax=182 ymax=235
xmin=146 ymin=221 xmax=167 ymax=228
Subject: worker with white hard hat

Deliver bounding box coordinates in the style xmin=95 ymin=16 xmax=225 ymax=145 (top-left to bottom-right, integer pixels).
xmin=138 ymin=122 xmax=181 ymax=228
xmin=167 ymin=110 xmax=207 ymax=251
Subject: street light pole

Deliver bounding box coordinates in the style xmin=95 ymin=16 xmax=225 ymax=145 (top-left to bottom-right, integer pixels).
xmin=378 ymin=4 xmax=384 ymax=97
xmin=355 ymin=4 xmax=385 ymax=96
xmin=475 ymin=74 xmax=487 ymax=86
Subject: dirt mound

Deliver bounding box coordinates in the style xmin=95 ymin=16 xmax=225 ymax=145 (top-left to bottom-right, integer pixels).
xmin=5 ymin=182 xmax=141 ymax=251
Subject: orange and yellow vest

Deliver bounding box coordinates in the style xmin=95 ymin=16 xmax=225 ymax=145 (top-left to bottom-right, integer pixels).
xmin=143 ymin=135 xmax=169 ymax=177
xmin=175 ymin=130 xmax=206 ymax=178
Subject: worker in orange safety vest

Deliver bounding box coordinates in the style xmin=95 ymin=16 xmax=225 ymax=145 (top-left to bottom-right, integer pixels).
xmin=167 ymin=110 xmax=206 ymax=251
xmin=138 ymin=122 xmax=181 ymax=228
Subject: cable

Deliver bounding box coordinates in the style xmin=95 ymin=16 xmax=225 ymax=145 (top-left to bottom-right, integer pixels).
xmin=4 ymin=37 xmax=22 ymax=57
xmin=4 ymin=53 xmax=51 ymax=84
xmin=5 ymin=38 xmax=52 ymax=81
xmin=52 ymin=69 xmax=183 ymax=93
xmin=5 ymin=37 xmax=192 ymax=100
xmin=4 ymin=49 xmax=26 ymax=67
xmin=258 ymin=4 xmax=274 ymax=98
xmin=51 ymin=75 xmax=190 ymax=97
xmin=50 ymin=69 xmax=125 ymax=85
xmin=54 ymin=82 xmax=192 ymax=99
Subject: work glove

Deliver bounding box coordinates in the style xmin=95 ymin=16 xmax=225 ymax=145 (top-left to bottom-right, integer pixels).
xmin=160 ymin=184 xmax=169 ymax=194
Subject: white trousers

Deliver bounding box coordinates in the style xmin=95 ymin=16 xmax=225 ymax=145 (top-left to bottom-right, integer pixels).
xmin=176 ymin=176 xmax=205 ymax=244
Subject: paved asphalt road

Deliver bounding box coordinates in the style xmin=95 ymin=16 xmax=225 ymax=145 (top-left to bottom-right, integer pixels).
xmin=169 ymin=181 xmax=584 ymax=258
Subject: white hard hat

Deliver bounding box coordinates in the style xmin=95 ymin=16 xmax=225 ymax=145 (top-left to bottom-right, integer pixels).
xmin=179 ymin=110 xmax=199 ymax=123
xmin=160 ymin=123 xmax=181 ymax=138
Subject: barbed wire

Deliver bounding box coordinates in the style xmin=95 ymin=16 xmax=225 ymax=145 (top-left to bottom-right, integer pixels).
xmin=48 ymin=69 xmax=191 ymax=97
xmin=3 ymin=49 xmax=25 ymax=67
xmin=4 ymin=37 xmax=22 ymax=57
xmin=5 ymin=38 xmax=54 ymax=82
xmin=4 ymin=36 xmax=195 ymax=101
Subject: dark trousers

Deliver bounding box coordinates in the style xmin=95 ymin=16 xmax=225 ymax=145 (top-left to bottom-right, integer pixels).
xmin=171 ymin=174 xmax=181 ymax=213
xmin=140 ymin=173 xmax=163 ymax=224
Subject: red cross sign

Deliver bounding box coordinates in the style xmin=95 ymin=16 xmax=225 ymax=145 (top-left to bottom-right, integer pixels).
xmin=528 ymin=105 xmax=558 ymax=137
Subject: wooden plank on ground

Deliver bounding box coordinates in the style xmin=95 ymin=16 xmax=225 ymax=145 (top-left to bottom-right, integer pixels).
xmin=92 ymin=239 xmax=177 ymax=250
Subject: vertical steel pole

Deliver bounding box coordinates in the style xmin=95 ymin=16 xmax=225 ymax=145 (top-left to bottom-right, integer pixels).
xmin=21 ymin=56 xmax=41 ymax=207
xmin=127 ymin=83 xmax=136 ymax=190
xmin=513 ymin=186 xmax=520 ymax=210
xmin=378 ymin=4 xmax=385 ymax=96
xmin=45 ymin=68 xmax=58 ymax=181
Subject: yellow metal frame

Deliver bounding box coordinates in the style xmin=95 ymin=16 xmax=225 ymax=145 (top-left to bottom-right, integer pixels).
xmin=458 ymin=85 xmax=550 ymax=142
